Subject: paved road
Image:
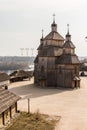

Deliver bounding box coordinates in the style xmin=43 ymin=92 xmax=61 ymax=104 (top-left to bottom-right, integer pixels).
xmin=9 ymin=77 xmax=87 ymax=130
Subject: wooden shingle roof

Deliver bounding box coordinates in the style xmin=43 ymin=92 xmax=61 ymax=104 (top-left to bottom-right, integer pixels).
xmin=37 ymin=43 xmax=43 ymax=50
xmin=55 ymin=54 xmax=79 ymax=64
xmin=0 ymin=87 xmax=20 ymax=114
xmin=34 ymin=56 xmax=38 ymax=63
xmin=0 ymin=72 xmax=10 ymax=82
xmin=44 ymin=31 xmax=64 ymax=41
xmin=10 ymin=70 xmax=29 ymax=78
xmin=63 ymin=41 xmax=75 ymax=48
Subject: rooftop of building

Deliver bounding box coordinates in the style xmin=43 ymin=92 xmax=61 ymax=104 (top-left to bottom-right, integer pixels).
xmin=44 ymin=31 xmax=64 ymax=41
xmin=55 ymin=54 xmax=79 ymax=64
xmin=0 ymin=72 xmax=10 ymax=82
xmin=0 ymin=87 xmax=20 ymax=114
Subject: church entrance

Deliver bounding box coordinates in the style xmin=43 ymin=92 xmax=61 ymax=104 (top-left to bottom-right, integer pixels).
xmin=40 ymin=79 xmax=46 ymax=87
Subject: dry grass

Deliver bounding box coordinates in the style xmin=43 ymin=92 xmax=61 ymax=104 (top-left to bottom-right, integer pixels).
xmin=5 ymin=111 xmax=57 ymax=130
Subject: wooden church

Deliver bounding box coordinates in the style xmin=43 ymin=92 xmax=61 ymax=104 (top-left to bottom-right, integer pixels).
xmin=34 ymin=15 xmax=80 ymax=88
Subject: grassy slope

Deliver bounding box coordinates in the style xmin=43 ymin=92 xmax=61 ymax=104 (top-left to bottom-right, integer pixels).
xmin=5 ymin=112 xmax=57 ymax=130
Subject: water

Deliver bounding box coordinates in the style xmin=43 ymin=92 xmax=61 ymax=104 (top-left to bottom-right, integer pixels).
xmin=0 ymin=64 xmax=34 ymax=75
xmin=0 ymin=70 xmax=16 ymax=75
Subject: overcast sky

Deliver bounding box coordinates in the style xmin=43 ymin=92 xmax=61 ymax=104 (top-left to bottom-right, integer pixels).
xmin=0 ymin=0 xmax=87 ymax=56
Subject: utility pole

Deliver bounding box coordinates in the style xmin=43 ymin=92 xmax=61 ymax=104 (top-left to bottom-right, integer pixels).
xmin=20 ymin=48 xmax=24 ymax=56
xmin=26 ymin=48 xmax=29 ymax=56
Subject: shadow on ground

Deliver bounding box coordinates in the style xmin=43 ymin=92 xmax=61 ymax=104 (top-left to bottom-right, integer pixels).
xmin=9 ymin=81 xmax=76 ymax=99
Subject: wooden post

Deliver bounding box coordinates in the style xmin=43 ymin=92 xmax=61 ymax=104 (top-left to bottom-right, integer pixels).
xmin=2 ymin=112 xmax=5 ymax=125
xmin=15 ymin=102 xmax=17 ymax=113
xmin=28 ymin=98 xmax=30 ymax=114
xmin=10 ymin=107 xmax=12 ymax=119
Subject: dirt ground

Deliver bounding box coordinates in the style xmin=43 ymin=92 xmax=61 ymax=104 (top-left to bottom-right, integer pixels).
xmin=9 ymin=77 xmax=87 ymax=130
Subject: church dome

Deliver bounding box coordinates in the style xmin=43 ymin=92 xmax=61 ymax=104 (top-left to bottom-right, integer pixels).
xmin=44 ymin=14 xmax=64 ymax=41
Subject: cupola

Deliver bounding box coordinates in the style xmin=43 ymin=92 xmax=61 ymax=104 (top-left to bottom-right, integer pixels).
xmin=51 ymin=14 xmax=57 ymax=32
